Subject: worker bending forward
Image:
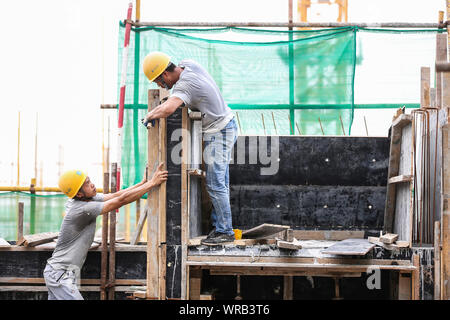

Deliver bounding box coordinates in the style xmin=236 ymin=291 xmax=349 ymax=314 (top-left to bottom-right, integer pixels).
xmin=142 ymin=52 xmax=238 ymax=245
xmin=43 ymin=163 xmax=167 ymax=300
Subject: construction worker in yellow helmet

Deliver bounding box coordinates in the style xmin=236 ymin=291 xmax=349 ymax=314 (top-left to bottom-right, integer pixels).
xmin=142 ymin=52 xmax=238 ymax=245
xmin=43 ymin=164 xmax=168 ymax=300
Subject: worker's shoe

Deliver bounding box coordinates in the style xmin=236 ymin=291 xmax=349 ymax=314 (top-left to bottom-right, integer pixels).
xmin=206 ymin=227 xmax=216 ymax=239
xmin=201 ymin=232 xmax=234 ymax=245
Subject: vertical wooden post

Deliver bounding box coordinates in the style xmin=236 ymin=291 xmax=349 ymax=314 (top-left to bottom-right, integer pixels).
xmin=17 ymin=202 xmax=23 ymax=243
xmin=147 ymin=89 xmax=162 ymax=299
xmin=188 ymin=267 xmax=202 ymax=300
xmin=436 ymin=34 xmax=447 ymax=109
xmin=181 ymin=107 xmax=190 ymax=299
xmin=398 ymin=272 xmax=412 ymax=300
xmin=441 ymin=1 xmax=450 ymax=298
xmin=135 ymin=199 xmax=140 ymax=242
xmin=421 ymin=67 xmax=431 ymax=109
xmin=100 ymin=172 xmax=109 ymax=300
xmin=412 ymin=254 xmax=420 ymax=300
xmin=108 ymin=163 xmax=117 ymax=300
xmin=158 ymin=89 xmax=168 ymax=299
xmin=442 ymin=123 xmax=450 ymax=299
xmin=434 ymin=221 xmax=441 ymax=300
xmin=283 ymin=276 xmax=293 ymax=300
xmin=30 ymin=179 xmax=36 ymax=234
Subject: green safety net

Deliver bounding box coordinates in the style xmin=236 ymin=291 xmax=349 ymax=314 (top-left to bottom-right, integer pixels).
xmin=115 ymin=25 xmax=443 ymax=191
xmin=0 ymin=192 xmax=135 ymax=241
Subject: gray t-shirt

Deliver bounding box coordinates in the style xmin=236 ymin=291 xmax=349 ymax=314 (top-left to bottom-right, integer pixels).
xmin=171 ymin=59 xmax=233 ymax=133
xmin=47 ymin=194 xmax=104 ymax=271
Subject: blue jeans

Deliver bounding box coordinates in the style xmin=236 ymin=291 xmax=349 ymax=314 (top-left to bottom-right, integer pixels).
xmin=203 ymin=118 xmax=238 ymax=236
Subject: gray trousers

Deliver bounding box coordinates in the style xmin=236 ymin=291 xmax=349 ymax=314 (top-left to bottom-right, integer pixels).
xmin=43 ymin=263 xmax=83 ymax=300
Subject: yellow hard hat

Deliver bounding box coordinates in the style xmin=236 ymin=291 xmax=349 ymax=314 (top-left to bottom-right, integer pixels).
xmin=142 ymin=51 xmax=171 ymax=82
xmin=58 ymin=170 xmax=87 ymax=198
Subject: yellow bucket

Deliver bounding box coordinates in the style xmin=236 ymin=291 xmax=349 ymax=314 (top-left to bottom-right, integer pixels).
xmin=233 ymin=229 xmax=242 ymax=240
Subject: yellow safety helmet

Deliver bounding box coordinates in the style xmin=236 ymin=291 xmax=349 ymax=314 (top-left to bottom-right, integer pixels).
xmin=58 ymin=170 xmax=87 ymax=198
xmin=142 ymin=51 xmax=171 ymax=82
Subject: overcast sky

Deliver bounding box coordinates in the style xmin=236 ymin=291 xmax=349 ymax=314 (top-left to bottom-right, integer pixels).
xmin=0 ymin=0 xmax=446 ymax=187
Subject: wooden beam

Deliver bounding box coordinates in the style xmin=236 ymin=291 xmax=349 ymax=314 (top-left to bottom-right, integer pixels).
xmin=421 ymin=67 xmax=431 ymax=108
xmin=276 ymin=239 xmax=302 ymax=250
xmin=398 ymin=272 xmax=412 ymax=300
xmin=17 ymin=202 xmax=23 ymax=244
xmin=181 ymin=107 xmax=190 ymax=299
xmin=130 ymin=207 xmax=147 ymax=245
xmin=108 ymin=163 xmax=117 ymax=300
xmin=291 ymin=230 xmax=364 ymax=241
xmin=147 ymin=89 xmax=162 ymax=299
xmin=0 ymin=277 xmax=145 ymax=286
xmin=100 ymin=171 xmax=109 ymax=300
xmin=283 ymin=276 xmax=293 ymax=300
xmin=158 ymin=88 xmax=169 ymax=300
xmin=242 ymin=223 xmax=290 ymax=239
xmin=412 ymin=254 xmax=420 ymax=300
xmin=189 ymin=268 xmax=202 ymax=300
xmin=20 ymin=232 xmax=59 ymax=247
xmin=435 ymin=221 xmax=441 ymax=300
xmin=380 ymin=233 xmax=399 ymax=244
xmin=388 ymin=175 xmax=413 ymax=184
xmin=442 ymin=123 xmax=450 ymax=299
xmin=436 ymin=34 xmax=447 ymax=108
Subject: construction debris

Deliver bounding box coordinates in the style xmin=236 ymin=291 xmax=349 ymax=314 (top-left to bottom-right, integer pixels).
xmin=380 ymin=233 xmax=399 ymax=244
xmin=368 ymin=236 xmax=410 ymax=250
xmin=276 ymin=238 xmax=302 ymax=250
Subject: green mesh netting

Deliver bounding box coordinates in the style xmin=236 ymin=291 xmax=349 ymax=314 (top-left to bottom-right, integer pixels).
xmin=117 ymin=24 xmax=442 ymax=189
xmin=0 ymin=192 xmax=136 ymax=241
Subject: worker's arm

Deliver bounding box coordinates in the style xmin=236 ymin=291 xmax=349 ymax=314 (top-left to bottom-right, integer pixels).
xmin=144 ymin=96 xmax=184 ymax=122
xmin=101 ymin=163 xmax=167 ymax=214
xmin=102 ymin=178 xmax=145 ymax=201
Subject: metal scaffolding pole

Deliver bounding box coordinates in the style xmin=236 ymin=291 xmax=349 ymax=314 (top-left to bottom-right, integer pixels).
xmin=131 ymin=21 xmax=446 ymax=29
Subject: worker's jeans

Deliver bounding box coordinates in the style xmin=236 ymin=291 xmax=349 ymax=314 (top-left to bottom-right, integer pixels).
xmin=43 ymin=263 xmax=83 ymax=300
xmin=203 ymin=118 xmax=238 ymax=236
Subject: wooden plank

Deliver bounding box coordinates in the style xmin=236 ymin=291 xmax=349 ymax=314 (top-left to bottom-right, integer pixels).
xmin=283 ymin=276 xmax=293 ymax=300
xmin=380 ymin=233 xmax=399 ymax=244
xmin=276 ymin=239 xmax=302 ymax=250
xmin=412 ymin=254 xmax=420 ymax=300
xmin=388 ymin=175 xmax=412 ymax=184
xmin=189 ymin=117 xmax=202 ymax=238
xmin=434 ymin=221 xmax=441 ymax=300
xmin=101 ymin=171 xmax=109 ymax=300
xmin=392 ymin=122 xmax=414 ymax=242
xmin=398 ymin=273 xmax=412 ymax=300
xmin=108 ymin=163 xmax=117 ymax=300
xmin=421 ymin=67 xmax=431 ymax=108
xmin=181 ymin=107 xmax=190 ymax=299
xmin=321 ymin=239 xmax=375 ymax=256
xmin=20 ymin=232 xmax=59 ymax=247
xmin=234 ymin=239 xmax=277 ymax=246
xmin=368 ymin=237 xmax=408 ymax=250
xmin=292 ymin=230 xmax=364 ymax=241
xmin=0 ymin=286 xmax=137 ymax=292
xmin=0 ymin=277 xmax=145 ymax=286
xmin=17 ymin=202 xmax=23 ymax=243
xmin=158 ymin=88 xmax=168 ymax=300
xmin=242 ymin=223 xmax=290 ymax=239
xmin=392 ymin=114 xmax=413 ymax=129
xmin=442 ymin=123 xmax=450 ymax=299
xmin=210 ymin=269 xmax=362 ymax=277
xmin=189 ymin=268 xmax=202 ymax=300
xmin=200 ymin=294 xmax=213 ymax=300
xmin=147 ymin=89 xmax=161 ymax=299
xmin=131 ymin=207 xmax=148 ymax=245
xmin=436 ymin=33 xmax=447 ymax=109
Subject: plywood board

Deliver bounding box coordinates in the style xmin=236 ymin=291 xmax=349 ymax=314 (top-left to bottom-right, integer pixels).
xmin=242 ymin=224 xmax=290 ymax=239
xmin=321 ymin=238 xmax=375 ymax=256
xmin=21 ymin=232 xmax=59 ymax=247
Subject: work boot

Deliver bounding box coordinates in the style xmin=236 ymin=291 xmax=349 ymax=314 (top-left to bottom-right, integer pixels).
xmin=201 ymin=232 xmax=235 ymax=245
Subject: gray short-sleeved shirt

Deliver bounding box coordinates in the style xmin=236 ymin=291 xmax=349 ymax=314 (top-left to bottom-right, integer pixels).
xmin=47 ymin=194 xmax=104 ymax=271
xmin=171 ymin=59 xmax=233 ymax=133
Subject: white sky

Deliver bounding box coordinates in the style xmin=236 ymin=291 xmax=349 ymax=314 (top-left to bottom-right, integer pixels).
xmin=0 ymin=0 xmax=446 ymax=187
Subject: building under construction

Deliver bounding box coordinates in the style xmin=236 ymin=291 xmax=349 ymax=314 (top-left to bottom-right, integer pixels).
xmin=0 ymin=0 xmax=449 ymax=301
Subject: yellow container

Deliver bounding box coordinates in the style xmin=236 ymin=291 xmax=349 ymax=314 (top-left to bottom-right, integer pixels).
xmin=233 ymin=229 xmax=242 ymax=240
